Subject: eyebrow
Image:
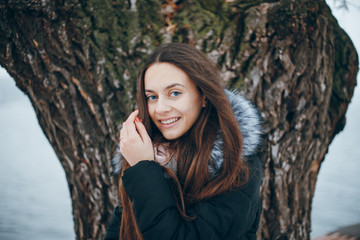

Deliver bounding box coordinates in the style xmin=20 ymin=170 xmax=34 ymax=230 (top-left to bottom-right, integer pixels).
xmin=145 ymin=83 xmax=185 ymax=93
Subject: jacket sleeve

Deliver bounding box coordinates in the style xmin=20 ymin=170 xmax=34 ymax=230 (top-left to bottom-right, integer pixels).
xmin=122 ymin=157 xmax=261 ymax=240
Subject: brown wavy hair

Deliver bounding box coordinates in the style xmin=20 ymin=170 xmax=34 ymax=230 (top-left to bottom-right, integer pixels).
xmin=118 ymin=43 xmax=249 ymax=239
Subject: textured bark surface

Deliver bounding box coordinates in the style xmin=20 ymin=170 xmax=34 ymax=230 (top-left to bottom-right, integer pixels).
xmin=0 ymin=0 xmax=358 ymax=239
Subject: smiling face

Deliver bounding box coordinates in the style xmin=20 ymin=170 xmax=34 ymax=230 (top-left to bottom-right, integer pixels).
xmin=144 ymin=62 xmax=205 ymax=140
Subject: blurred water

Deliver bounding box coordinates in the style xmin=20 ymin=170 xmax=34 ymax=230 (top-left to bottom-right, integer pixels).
xmin=311 ymin=85 xmax=360 ymax=238
xmin=0 ymin=74 xmax=75 ymax=240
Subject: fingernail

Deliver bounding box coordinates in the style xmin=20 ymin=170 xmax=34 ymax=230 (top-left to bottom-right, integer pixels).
xmin=135 ymin=116 xmax=141 ymax=122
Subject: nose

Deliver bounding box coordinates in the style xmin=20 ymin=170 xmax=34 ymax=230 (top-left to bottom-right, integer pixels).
xmin=155 ymin=96 xmax=172 ymax=114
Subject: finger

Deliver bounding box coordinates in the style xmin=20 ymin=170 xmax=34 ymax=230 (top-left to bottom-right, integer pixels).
xmin=120 ymin=123 xmax=125 ymax=138
xmin=119 ymin=123 xmax=125 ymax=152
xmin=122 ymin=121 xmax=133 ymax=142
xmin=134 ymin=120 xmax=150 ymax=142
xmin=125 ymin=109 xmax=139 ymax=124
xmin=123 ymin=110 xmax=140 ymax=135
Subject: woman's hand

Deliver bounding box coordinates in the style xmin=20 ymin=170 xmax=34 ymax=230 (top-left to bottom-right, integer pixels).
xmin=120 ymin=109 xmax=154 ymax=166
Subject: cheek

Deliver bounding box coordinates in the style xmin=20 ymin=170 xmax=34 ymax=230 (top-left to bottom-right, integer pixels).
xmin=183 ymin=99 xmax=202 ymax=120
xmin=147 ymin=105 xmax=157 ymax=122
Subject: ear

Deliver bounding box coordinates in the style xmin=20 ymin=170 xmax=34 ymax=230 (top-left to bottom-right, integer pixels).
xmin=202 ymin=96 xmax=207 ymax=108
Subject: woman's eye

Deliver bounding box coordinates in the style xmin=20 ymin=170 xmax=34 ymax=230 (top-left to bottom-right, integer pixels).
xmin=147 ymin=95 xmax=157 ymax=101
xmin=170 ymin=91 xmax=181 ymax=97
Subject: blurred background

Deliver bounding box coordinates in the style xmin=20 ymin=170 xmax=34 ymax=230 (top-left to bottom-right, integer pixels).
xmin=0 ymin=1 xmax=359 ymax=239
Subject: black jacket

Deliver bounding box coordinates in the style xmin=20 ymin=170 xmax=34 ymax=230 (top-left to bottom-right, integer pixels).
xmin=105 ymin=155 xmax=261 ymax=240
xmin=105 ymin=90 xmax=263 ymax=239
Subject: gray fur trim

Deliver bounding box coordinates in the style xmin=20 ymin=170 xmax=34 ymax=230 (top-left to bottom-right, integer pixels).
xmin=208 ymin=90 xmax=262 ymax=176
xmin=111 ymin=89 xmax=262 ymax=176
xmin=111 ymin=141 xmax=124 ymax=176
xmin=225 ymin=89 xmax=262 ymax=156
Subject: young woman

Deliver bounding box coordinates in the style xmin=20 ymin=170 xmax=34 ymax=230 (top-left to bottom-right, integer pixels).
xmin=105 ymin=43 xmax=262 ymax=240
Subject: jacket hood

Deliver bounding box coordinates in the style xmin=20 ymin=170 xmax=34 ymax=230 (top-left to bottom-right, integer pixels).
xmin=111 ymin=89 xmax=262 ymax=176
xmin=208 ymin=90 xmax=262 ymax=176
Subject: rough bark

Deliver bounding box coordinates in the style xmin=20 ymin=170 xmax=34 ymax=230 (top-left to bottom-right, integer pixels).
xmin=0 ymin=0 xmax=358 ymax=239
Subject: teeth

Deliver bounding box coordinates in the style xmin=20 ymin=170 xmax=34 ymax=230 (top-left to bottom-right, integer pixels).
xmin=161 ymin=118 xmax=179 ymax=124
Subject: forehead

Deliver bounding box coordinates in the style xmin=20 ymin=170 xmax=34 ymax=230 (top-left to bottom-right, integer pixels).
xmin=144 ymin=62 xmax=194 ymax=89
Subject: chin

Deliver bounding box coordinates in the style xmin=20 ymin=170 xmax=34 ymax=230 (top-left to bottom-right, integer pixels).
xmin=161 ymin=131 xmax=182 ymax=140
xmin=163 ymin=135 xmax=178 ymax=140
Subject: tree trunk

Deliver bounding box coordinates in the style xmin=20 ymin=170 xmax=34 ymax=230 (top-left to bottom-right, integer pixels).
xmin=0 ymin=0 xmax=357 ymax=239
